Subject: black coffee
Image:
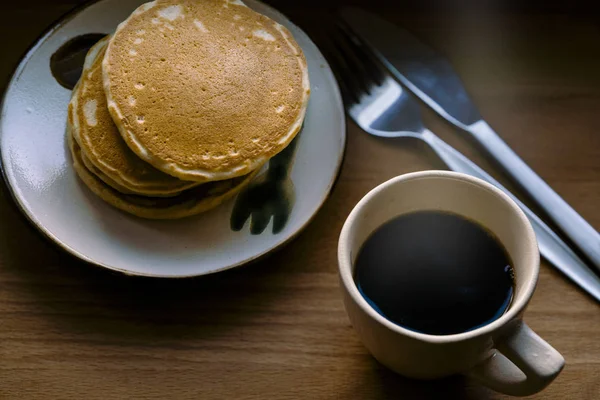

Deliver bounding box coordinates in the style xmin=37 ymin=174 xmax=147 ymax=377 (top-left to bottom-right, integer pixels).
xmin=355 ymin=210 xmax=514 ymax=335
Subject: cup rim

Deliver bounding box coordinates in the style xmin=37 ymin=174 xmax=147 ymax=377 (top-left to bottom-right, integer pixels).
xmin=338 ymin=170 xmax=539 ymax=344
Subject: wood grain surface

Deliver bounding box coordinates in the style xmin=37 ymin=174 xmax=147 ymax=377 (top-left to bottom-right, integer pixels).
xmin=1 ymin=1 xmax=599 ymax=399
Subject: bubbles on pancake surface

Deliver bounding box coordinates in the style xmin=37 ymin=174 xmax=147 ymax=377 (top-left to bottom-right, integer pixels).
xmin=157 ymin=5 xmax=184 ymax=21
xmin=194 ymin=19 xmax=208 ymax=32
xmin=253 ymin=29 xmax=275 ymax=41
xmin=83 ymin=99 xmax=98 ymax=127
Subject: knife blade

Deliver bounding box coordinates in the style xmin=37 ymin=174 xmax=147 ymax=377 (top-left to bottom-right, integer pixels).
xmin=423 ymin=130 xmax=600 ymax=303
xmin=341 ymin=7 xmax=600 ymax=273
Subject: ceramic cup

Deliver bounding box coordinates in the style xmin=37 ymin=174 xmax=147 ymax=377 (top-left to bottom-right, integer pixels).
xmin=338 ymin=171 xmax=564 ymax=396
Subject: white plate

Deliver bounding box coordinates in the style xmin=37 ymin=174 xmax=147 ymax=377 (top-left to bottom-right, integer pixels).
xmin=0 ymin=0 xmax=345 ymax=277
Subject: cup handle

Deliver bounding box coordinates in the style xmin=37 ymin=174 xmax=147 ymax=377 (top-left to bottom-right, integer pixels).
xmin=466 ymin=321 xmax=565 ymax=396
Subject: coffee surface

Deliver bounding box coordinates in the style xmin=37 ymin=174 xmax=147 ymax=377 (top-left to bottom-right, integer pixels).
xmin=355 ymin=210 xmax=514 ymax=335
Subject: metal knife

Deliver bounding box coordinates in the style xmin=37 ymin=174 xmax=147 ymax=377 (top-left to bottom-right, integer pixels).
xmin=340 ymin=7 xmax=600 ymax=273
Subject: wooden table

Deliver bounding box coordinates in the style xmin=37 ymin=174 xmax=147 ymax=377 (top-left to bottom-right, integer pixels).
xmin=1 ymin=1 xmax=599 ymax=398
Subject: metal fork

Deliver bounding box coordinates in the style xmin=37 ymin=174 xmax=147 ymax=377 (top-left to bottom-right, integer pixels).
xmin=324 ymin=23 xmax=600 ymax=302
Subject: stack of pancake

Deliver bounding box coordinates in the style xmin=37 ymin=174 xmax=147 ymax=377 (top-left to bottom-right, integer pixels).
xmin=67 ymin=0 xmax=309 ymax=219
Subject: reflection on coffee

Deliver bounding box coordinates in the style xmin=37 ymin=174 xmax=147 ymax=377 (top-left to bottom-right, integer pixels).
xmin=354 ymin=210 xmax=514 ymax=335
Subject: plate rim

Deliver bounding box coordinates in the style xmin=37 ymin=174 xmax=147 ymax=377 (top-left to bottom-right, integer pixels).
xmin=0 ymin=0 xmax=346 ymax=278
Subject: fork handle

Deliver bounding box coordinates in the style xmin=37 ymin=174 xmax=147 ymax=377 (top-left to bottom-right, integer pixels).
xmin=422 ymin=129 xmax=600 ymax=302
xmin=468 ymin=120 xmax=600 ymax=271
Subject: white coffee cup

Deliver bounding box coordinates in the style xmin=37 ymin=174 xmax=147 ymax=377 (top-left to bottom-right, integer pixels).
xmin=338 ymin=171 xmax=564 ymax=396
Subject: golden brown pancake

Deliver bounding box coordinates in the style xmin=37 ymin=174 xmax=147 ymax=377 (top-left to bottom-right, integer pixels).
xmin=79 ymin=145 xmax=138 ymax=195
xmin=103 ymin=0 xmax=310 ymax=182
xmin=69 ymin=36 xmax=199 ymax=197
xmin=67 ymin=91 xmax=142 ymax=196
xmin=68 ymin=129 xmax=260 ymax=219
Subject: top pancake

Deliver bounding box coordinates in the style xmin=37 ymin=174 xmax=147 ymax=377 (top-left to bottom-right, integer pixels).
xmin=69 ymin=36 xmax=198 ymax=196
xmin=103 ymin=0 xmax=310 ymax=182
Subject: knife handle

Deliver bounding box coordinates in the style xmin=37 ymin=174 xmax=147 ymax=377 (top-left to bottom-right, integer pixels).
xmin=422 ymin=129 xmax=600 ymax=302
xmin=467 ymin=120 xmax=600 ymax=272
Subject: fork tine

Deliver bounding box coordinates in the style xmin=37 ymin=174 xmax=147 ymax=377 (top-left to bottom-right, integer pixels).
xmin=320 ymin=18 xmax=391 ymax=110
xmin=326 ymin=31 xmax=370 ymax=105
xmin=336 ymin=20 xmax=385 ymax=86
xmin=323 ymin=21 xmax=391 ymax=105
xmin=320 ymin=34 xmax=361 ymax=105
xmin=330 ymin=25 xmax=375 ymax=97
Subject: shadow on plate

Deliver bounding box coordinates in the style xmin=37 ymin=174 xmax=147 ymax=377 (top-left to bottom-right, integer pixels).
xmin=230 ymin=133 xmax=300 ymax=235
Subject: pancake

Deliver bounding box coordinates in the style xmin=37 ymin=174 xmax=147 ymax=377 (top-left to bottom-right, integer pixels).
xmin=69 ymin=36 xmax=199 ymax=197
xmin=67 ymin=130 xmax=259 ymax=219
xmin=103 ymin=0 xmax=310 ymax=182
xmin=68 ymin=84 xmax=144 ymax=196
xmin=80 ymin=147 xmax=137 ymax=195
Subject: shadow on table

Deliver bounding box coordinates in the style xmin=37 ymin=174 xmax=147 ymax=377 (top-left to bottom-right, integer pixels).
xmin=46 ymin=261 xmax=294 ymax=341
xmin=340 ymin=357 xmax=497 ymax=400
xmin=379 ymin=362 xmax=493 ymax=399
